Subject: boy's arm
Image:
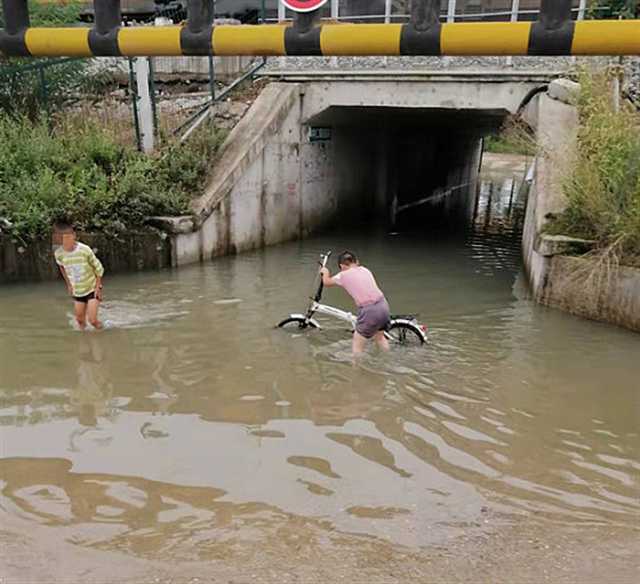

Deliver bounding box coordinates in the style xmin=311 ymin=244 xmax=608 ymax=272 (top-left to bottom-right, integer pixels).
xmin=87 ymin=249 xmax=105 ymax=300
xmin=58 ymin=265 xmax=73 ymax=295
xmin=320 ymin=268 xmax=337 ymax=287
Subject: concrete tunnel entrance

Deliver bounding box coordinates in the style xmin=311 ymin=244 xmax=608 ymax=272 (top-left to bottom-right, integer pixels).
xmin=306 ymin=105 xmax=508 ymax=230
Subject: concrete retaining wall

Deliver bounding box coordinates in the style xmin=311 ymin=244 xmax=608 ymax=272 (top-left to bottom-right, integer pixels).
xmin=539 ymin=256 xmax=640 ymax=332
xmin=160 ymin=82 xmax=338 ymax=266
xmin=522 ymin=80 xmax=640 ymax=333
xmin=0 ymin=233 xmax=171 ymax=285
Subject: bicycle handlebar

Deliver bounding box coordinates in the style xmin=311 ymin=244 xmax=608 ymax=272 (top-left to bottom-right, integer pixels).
xmin=319 ymin=251 xmax=332 ymax=269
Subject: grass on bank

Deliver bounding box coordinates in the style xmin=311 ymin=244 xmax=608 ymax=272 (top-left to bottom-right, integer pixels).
xmin=0 ymin=114 xmax=227 ymax=243
xmin=484 ymin=133 xmax=536 ymax=156
xmin=546 ymin=70 xmax=640 ymax=267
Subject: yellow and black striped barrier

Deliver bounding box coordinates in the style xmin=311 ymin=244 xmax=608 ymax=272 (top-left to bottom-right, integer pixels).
xmin=1 ymin=0 xmax=639 ymax=58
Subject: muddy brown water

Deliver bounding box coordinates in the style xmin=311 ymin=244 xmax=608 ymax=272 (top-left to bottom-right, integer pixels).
xmin=0 ymin=155 xmax=639 ymax=572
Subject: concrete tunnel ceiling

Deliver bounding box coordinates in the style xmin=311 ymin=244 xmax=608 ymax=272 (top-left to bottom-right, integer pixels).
xmin=305 ymin=106 xmax=508 ymax=133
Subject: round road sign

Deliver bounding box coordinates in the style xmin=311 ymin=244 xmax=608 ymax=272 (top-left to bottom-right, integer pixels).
xmin=281 ymin=0 xmax=330 ymax=13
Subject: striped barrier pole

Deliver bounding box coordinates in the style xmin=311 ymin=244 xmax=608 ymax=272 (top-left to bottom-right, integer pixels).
xmin=1 ymin=0 xmax=639 ymax=58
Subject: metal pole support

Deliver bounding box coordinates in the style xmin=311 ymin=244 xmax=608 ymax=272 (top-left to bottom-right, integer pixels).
xmin=410 ymin=0 xmax=440 ymax=32
xmin=181 ymin=0 xmax=215 ymax=55
xmin=539 ymin=0 xmax=572 ymax=29
xmin=285 ymin=5 xmax=323 ymax=55
xmin=529 ymin=0 xmax=575 ymax=56
xmin=89 ymin=0 xmax=122 ymax=56
xmin=447 ymin=0 xmax=456 ymax=24
xmin=0 ymin=0 xmax=30 ymax=56
xmin=401 ymin=0 xmax=440 ymax=54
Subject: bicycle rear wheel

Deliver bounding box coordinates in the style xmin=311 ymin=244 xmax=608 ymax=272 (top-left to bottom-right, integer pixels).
xmin=387 ymin=322 xmax=426 ymax=346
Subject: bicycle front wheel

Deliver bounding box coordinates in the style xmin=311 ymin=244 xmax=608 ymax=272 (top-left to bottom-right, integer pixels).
xmin=277 ymin=316 xmax=320 ymax=330
xmin=387 ymin=322 xmax=426 ymax=346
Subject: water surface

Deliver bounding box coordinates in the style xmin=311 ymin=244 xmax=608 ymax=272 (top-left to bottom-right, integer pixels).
xmin=1 ymin=157 xmax=638 ymax=560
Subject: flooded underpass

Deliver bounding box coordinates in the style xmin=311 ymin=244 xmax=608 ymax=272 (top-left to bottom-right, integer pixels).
xmin=1 ymin=155 xmax=639 ymax=583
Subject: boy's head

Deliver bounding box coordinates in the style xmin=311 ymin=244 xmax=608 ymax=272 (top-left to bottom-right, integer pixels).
xmin=53 ymin=222 xmax=76 ymax=251
xmin=338 ymin=251 xmax=358 ymax=271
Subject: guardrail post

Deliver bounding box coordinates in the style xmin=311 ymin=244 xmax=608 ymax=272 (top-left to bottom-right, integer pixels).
xmin=384 ymin=0 xmax=392 ymax=24
xmin=0 ymin=0 xmax=30 ymax=56
xmin=447 ymin=0 xmax=456 ymax=23
xmin=89 ymin=0 xmax=122 ymax=56
xmin=506 ymin=0 xmax=520 ymax=66
xmin=331 ymin=0 xmax=339 ymax=20
xmin=529 ymin=0 xmax=574 ymax=56
xmin=578 ymin=0 xmax=587 ymax=21
xmin=181 ymin=0 xmax=214 ymax=55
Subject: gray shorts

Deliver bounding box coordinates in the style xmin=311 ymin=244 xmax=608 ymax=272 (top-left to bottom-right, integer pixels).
xmin=356 ymin=298 xmax=391 ymax=339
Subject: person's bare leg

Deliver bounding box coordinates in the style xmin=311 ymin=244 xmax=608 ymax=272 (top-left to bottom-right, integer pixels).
xmin=87 ymin=299 xmax=103 ymax=330
xmin=352 ymin=331 xmax=367 ymax=356
xmin=74 ymin=302 xmax=87 ymax=330
xmin=374 ymin=330 xmax=390 ymax=352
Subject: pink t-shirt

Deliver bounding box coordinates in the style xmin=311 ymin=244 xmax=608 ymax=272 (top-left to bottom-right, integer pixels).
xmin=333 ymin=266 xmax=385 ymax=307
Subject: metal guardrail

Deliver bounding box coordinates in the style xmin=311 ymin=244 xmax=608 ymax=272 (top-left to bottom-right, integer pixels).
xmin=1 ymin=1 xmax=639 ymax=58
xmin=175 ymin=58 xmax=265 ymax=142
xmin=265 ymin=5 xmax=613 ymax=23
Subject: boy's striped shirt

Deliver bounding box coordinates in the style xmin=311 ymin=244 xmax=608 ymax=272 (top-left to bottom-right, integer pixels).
xmin=55 ymin=242 xmax=104 ymax=297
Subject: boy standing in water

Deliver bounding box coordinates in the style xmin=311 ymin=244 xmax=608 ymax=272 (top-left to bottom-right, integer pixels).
xmin=53 ymin=223 xmax=105 ymax=330
xmin=320 ymin=251 xmax=390 ymax=355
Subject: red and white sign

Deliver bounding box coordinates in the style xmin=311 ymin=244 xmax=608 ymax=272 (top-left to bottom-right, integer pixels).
xmin=281 ymin=0 xmax=329 ymax=13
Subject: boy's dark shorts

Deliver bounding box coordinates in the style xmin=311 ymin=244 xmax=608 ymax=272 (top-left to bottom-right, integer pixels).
xmin=73 ymin=291 xmax=96 ymax=304
xmin=356 ymin=298 xmax=391 ymax=339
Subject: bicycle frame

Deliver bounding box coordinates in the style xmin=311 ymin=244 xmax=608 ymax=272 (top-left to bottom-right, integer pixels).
xmin=307 ymin=301 xmax=356 ymax=331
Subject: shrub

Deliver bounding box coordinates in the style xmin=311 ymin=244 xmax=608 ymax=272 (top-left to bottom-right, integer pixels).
xmin=546 ymin=69 xmax=640 ymax=265
xmin=0 ymin=114 xmax=228 ymax=242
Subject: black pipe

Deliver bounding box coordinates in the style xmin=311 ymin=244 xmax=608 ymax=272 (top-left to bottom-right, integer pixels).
xmin=516 ymin=85 xmax=550 ymax=117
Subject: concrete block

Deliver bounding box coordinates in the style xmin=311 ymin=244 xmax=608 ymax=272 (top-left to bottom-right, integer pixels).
xmin=148 ymin=216 xmax=195 ymax=235
xmin=536 ymin=233 xmax=595 ymax=257
xmin=548 ymin=79 xmax=580 ymax=106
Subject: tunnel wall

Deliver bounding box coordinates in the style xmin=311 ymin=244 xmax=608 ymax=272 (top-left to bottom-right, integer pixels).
xmin=168 ymin=83 xmax=339 ymax=266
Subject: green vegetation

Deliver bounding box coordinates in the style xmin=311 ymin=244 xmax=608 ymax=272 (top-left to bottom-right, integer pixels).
xmin=484 ymin=131 xmax=536 ymax=156
xmin=0 ymin=3 xmax=113 ymax=118
xmin=0 ymin=114 xmax=227 ymax=242
xmin=590 ymin=0 xmax=638 ymax=19
xmin=546 ymin=70 xmax=640 ymax=266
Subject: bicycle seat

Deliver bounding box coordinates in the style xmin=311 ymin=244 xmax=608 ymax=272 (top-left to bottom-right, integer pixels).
xmin=391 ymin=314 xmax=418 ymax=321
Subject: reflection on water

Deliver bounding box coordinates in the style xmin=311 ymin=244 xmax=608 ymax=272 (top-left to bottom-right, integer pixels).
xmin=0 ymin=157 xmax=639 ymax=560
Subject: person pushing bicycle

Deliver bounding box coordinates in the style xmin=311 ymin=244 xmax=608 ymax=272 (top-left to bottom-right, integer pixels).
xmin=320 ymin=251 xmax=390 ymax=355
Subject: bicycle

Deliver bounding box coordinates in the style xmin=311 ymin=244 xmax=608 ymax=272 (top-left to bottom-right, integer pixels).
xmin=277 ymin=252 xmax=428 ymax=346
